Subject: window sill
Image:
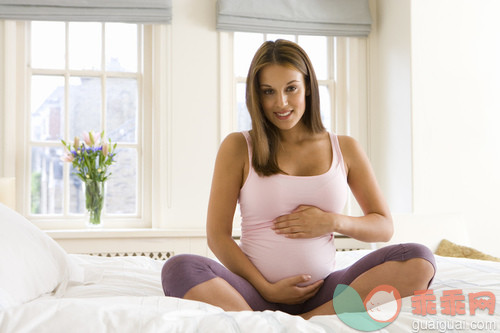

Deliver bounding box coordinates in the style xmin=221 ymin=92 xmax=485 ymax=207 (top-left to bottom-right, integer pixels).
xmin=46 ymin=228 xmax=220 ymax=256
xmin=46 ymin=228 xmax=242 ymax=240
xmin=46 ymin=228 xmax=208 ymax=240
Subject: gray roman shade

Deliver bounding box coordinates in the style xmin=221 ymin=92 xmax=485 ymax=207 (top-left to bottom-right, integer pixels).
xmin=216 ymin=0 xmax=371 ymax=37
xmin=0 ymin=0 xmax=172 ymax=24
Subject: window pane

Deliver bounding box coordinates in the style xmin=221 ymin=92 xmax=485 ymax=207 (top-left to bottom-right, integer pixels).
xmin=298 ymin=36 xmax=328 ymax=80
xmin=31 ymin=21 xmax=65 ymax=70
xmin=106 ymin=78 xmax=138 ymax=143
xmin=31 ymin=146 xmax=64 ymax=214
xmin=69 ymin=22 xmax=102 ymax=70
xmin=69 ymin=170 xmax=85 ymax=214
xmin=236 ymin=83 xmax=251 ymax=131
xmin=234 ymin=32 xmax=263 ymax=77
xmin=106 ymin=148 xmax=137 ymax=214
xmin=31 ymin=75 xmax=65 ymax=142
xmin=105 ymin=23 xmax=138 ymax=72
xmin=319 ymin=85 xmax=332 ymax=132
xmin=69 ymin=77 xmax=102 ymax=139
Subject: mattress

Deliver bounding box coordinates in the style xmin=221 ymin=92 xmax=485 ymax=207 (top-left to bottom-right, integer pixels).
xmin=1 ymin=250 xmax=499 ymax=332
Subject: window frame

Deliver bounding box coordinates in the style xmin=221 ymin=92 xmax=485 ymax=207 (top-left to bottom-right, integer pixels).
xmin=2 ymin=21 xmax=172 ymax=230
xmin=27 ymin=21 xmax=144 ymax=225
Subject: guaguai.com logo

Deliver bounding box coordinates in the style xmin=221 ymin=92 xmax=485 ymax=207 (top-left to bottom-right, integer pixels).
xmin=332 ymin=285 xmax=497 ymax=332
xmin=333 ymin=284 xmax=402 ymax=331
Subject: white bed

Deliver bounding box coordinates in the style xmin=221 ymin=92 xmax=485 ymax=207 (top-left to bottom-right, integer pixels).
xmin=1 ymin=204 xmax=499 ymax=332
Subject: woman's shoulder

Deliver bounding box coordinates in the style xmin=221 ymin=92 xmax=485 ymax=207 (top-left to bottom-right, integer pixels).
xmin=337 ymin=135 xmax=365 ymax=154
xmin=336 ymin=135 xmax=368 ymax=169
xmin=218 ymin=132 xmax=249 ymax=162
xmin=216 ymin=132 xmax=250 ymax=185
xmin=336 ymin=134 xmax=358 ymax=148
xmin=221 ymin=131 xmax=248 ymax=150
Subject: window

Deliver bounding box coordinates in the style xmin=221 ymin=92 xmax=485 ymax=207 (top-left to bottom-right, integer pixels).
xmin=1 ymin=21 xmax=168 ymax=229
xmin=29 ymin=21 xmax=142 ymax=221
xmin=232 ymin=32 xmax=334 ymax=133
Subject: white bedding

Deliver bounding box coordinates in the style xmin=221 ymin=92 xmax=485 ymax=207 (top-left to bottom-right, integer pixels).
xmin=1 ymin=251 xmax=500 ymax=333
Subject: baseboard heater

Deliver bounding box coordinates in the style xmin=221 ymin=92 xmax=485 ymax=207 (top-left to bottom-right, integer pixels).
xmin=86 ymin=251 xmax=174 ymax=261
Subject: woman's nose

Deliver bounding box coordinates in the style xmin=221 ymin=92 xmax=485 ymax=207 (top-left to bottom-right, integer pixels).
xmin=276 ymin=92 xmax=287 ymax=107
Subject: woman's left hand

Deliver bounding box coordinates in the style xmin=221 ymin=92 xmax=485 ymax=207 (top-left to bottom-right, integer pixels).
xmin=272 ymin=205 xmax=335 ymax=238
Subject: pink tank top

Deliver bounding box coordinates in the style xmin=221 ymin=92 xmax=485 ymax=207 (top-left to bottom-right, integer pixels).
xmin=238 ymin=131 xmax=348 ymax=285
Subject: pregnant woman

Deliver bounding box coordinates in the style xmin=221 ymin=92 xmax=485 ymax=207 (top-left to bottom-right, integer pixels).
xmin=161 ymin=39 xmax=436 ymax=319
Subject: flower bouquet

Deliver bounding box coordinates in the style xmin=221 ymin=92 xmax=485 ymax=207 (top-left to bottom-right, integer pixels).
xmin=61 ymin=131 xmax=117 ymax=226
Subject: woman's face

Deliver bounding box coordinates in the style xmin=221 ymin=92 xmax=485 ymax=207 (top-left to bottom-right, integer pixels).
xmin=258 ymin=64 xmax=307 ymax=131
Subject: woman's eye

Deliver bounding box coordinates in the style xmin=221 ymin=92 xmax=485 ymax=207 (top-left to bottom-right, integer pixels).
xmin=286 ymin=86 xmax=297 ymax=92
xmin=262 ymin=89 xmax=274 ymax=95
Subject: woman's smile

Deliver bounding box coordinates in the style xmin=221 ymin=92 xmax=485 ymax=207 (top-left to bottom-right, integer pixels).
xmin=275 ymin=109 xmax=293 ymax=119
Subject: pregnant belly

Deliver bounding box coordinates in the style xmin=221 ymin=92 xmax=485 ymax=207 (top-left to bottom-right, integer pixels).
xmin=240 ymin=228 xmax=336 ymax=285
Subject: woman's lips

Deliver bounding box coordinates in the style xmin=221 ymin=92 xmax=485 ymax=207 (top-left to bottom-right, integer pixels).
xmin=275 ymin=110 xmax=293 ymax=120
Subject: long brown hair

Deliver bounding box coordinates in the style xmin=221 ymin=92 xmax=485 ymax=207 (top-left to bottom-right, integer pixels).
xmin=246 ymin=39 xmax=325 ymax=176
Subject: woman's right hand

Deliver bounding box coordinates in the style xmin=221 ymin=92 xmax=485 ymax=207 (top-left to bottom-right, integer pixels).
xmin=259 ymin=275 xmax=324 ymax=304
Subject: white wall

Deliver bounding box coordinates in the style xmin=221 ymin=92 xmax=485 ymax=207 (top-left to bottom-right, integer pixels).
xmin=161 ymin=0 xmax=220 ymax=229
xmin=372 ymin=0 xmax=500 ymax=256
xmin=411 ymin=0 xmax=500 ymax=256
xmin=368 ymin=0 xmax=413 ymax=214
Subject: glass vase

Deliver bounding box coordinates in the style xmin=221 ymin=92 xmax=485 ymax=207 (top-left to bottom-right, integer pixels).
xmin=85 ymin=180 xmax=104 ymax=226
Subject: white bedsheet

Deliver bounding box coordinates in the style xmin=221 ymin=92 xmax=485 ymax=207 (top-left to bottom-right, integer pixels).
xmin=1 ymin=251 xmax=499 ymax=332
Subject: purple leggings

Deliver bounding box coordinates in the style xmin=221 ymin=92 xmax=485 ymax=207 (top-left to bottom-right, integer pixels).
xmin=161 ymin=243 xmax=435 ymax=315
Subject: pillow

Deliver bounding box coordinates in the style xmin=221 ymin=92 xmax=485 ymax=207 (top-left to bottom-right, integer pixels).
xmin=0 ymin=203 xmax=71 ymax=309
xmin=435 ymin=239 xmax=500 ymax=262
